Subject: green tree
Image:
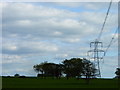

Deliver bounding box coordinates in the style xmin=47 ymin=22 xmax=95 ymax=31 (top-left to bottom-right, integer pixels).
xmin=115 ymin=68 xmax=120 ymax=78
xmin=42 ymin=63 xmax=63 ymax=78
xmin=33 ymin=62 xmax=63 ymax=78
xmin=54 ymin=64 xmax=63 ymax=79
xmin=33 ymin=61 xmax=48 ymax=77
xmin=42 ymin=63 xmax=56 ymax=77
xmin=82 ymin=58 xmax=97 ymax=84
xmin=82 ymin=58 xmax=97 ymax=79
xmin=33 ymin=63 xmax=44 ymax=74
xmin=62 ymin=58 xmax=83 ymax=79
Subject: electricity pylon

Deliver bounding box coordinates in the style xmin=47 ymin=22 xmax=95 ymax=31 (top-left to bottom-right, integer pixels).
xmin=87 ymin=39 xmax=105 ymax=77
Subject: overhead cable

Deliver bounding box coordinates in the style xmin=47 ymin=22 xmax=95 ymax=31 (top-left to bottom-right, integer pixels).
xmin=97 ymin=0 xmax=112 ymax=40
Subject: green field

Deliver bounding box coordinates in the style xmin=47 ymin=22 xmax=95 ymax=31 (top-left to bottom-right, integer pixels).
xmin=2 ymin=77 xmax=119 ymax=88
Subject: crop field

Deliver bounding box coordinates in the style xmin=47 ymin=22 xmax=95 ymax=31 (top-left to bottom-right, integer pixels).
xmin=2 ymin=77 xmax=119 ymax=89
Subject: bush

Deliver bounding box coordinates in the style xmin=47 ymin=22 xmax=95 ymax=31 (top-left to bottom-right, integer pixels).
xmin=14 ymin=74 xmax=20 ymax=77
xmin=7 ymin=76 xmax=11 ymax=78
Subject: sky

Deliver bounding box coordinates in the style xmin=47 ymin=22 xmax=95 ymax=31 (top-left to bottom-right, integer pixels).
xmin=1 ymin=1 xmax=118 ymax=78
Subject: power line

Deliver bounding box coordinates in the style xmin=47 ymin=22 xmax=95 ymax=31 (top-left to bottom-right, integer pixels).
xmin=104 ymin=27 xmax=118 ymax=56
xmin=97 ymin=0 xmax=112 ymax=41
xmin=100 ymin=27 xmax=118 ymax=64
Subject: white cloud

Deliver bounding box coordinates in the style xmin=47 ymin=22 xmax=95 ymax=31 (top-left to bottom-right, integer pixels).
xmin=62 ymin=38 xmax=80 ymax=43
xmin=53 ymin=2 xmax=118 ymax=11
xmin=2 ymin=54 xmax=26 ymax=64
xmin=2 ymin=2 xmax=117 ymax=41
xmin=16 ymin=20 xmax=31 ymax=26
xmin=1 ymin=2 xmax=118 ymax=77
xmin=2 ymin=39 xmax=59 ymax=55
xmin=3 ymin=43 xmax=18 ymax=51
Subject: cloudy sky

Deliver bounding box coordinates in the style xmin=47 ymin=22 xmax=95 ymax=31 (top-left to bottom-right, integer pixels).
xmin=1 ymin=2 xmax=118 ymax=78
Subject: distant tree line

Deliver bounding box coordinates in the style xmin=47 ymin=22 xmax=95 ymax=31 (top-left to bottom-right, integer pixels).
xmin=33 ymin=58 xmax=98 ymax=79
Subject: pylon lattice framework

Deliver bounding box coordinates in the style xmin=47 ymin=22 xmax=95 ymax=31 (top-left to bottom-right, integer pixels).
xmin=87 ymin=39 xmax=105 ymax=77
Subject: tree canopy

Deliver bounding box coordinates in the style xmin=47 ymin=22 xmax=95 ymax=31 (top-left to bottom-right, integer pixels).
xmin=33 ymin=58 xmax=97 ymax=79
xmin=62 ymin=58 xmax=83 ymax=79
xmin=33 ymin=62 xmax=63 ymax=78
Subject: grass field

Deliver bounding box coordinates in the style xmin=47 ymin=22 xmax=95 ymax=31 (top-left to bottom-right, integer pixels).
xmin=2 ymin=77 xmax=119 ymax=88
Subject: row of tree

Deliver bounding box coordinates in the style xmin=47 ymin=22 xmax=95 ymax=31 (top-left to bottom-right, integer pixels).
xmin=33 ymin=58 xmax=98 ymax=79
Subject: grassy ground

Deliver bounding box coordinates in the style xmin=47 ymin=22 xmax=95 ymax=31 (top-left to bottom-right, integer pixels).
xmin=2 ymin=77 xmax=119 ymax=88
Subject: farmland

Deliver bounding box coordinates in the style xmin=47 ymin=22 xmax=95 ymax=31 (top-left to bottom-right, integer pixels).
xmin=2 ymin=77 xmax=119 ymax=89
